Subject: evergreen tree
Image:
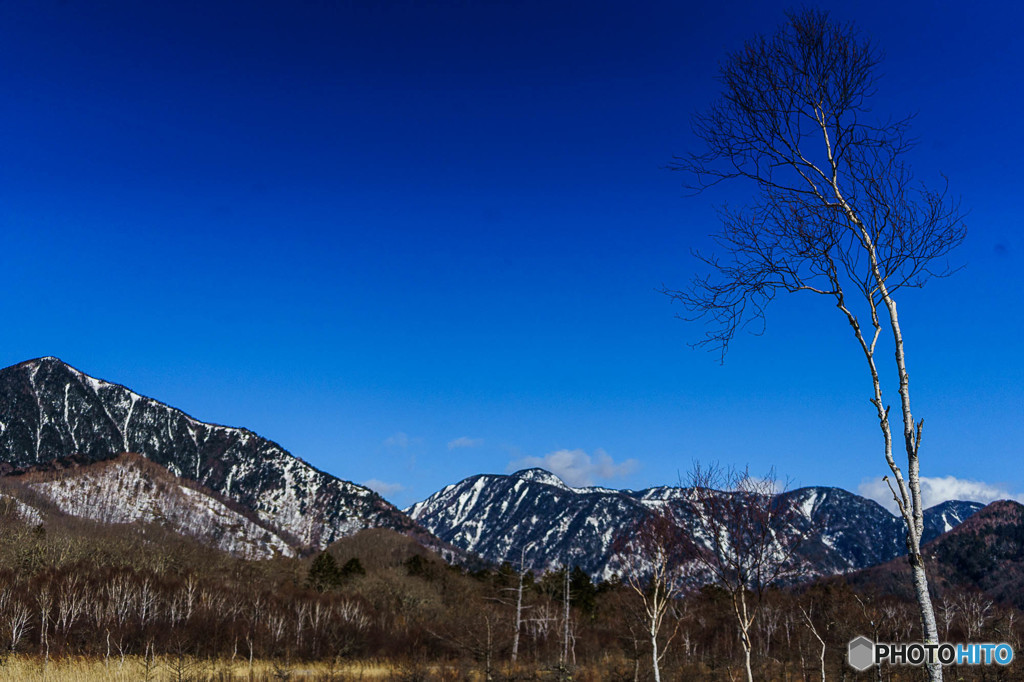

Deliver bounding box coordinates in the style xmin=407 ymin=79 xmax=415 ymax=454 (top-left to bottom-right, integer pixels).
xmin=570 ymin=565 xmax=598 ymax=616
xmin=307 ymin=551 xmax=342 ymax=592
xmin=340 ymin=557 xmax=366 ymax=579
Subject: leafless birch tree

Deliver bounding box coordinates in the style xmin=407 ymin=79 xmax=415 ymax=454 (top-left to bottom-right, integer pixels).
xmin=665 ymin=11 xmax=965 ymax=680
xmin=509 ymin=546 xmax=529 ymax=665
xmin=617 ymin=508 xmax=688 ymax=682
xmin=682 ymin=464 xmax=801 ymax=682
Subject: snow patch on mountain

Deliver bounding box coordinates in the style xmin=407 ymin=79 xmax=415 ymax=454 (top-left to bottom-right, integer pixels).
xmin=25 ymin=457 xmax=294 ymax=559
xmin=510 ymin=468 xmax=569 ymax=489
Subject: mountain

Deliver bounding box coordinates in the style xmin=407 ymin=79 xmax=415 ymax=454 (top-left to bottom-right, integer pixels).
xmin=406 ymin=468 xmax=647 ymax=579
xmin=777 ymin=489 xmax=980 ymax=575
xmin=0 ymin=357 xmax=984 ymax=577
xmin=407 ymin=469 xmax=983 ymax=580
xmin=0 ymin=357 xmax=420 ymax=551
xmin=928 ymin=499 xmax=1024 ymax=606
xmin=845 ymin=499 xmax=1024 ymax=608
xmin=0 ymin=452 xmax=294 ymax=559
xmin=922 ymin=499 xmax=985 ymax=538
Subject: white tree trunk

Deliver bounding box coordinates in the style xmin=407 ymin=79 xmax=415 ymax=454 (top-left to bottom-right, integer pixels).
xmin=511 ymin=549 xmax=525 ymax=665
xmin=561 ymin=566 xmax=570 ymax=667
xmin=734 ymin=590 xmax=754 ymax=682
xmin=650 ymin=629 xmax=661 ymax=682
xmin=650 ymin=577 xmax=662 ymax=682
xmin=830 ymin=218 xmax=943 ymax=682
xmin=883 ymin=295 xmax=942 ymax=682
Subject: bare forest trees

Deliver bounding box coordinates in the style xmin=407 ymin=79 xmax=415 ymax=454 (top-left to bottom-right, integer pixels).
xmin=683 ymin=464 xmax=801 ymax=682
xmin=618 ymin=508 xmax=687 ymax=682
xmin=665 ymin=11 xmax=965 ymax=680
xmin=0 ymin=587 xmax=30 ymax=656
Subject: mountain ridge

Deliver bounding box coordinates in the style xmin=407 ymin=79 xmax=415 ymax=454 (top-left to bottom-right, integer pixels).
xmin=0 ymin=357 xmax=986 ymax=582
xmin=0 ymin=357 xmax=425 ymax=552
xmin=407 ymin=468 xmax=983 ymax=581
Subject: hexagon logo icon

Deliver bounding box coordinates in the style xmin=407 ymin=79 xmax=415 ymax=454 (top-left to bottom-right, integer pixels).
xmin=848 ymin=636 xmax=875 ymax=671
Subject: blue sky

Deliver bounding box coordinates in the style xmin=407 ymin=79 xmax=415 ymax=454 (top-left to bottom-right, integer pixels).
xmin=0 ymin=0 xmax=1020 ymax=509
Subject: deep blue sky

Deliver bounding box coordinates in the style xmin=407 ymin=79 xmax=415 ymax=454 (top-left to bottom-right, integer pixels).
xmin=0 ymin=0 xmax=1020 ymax=509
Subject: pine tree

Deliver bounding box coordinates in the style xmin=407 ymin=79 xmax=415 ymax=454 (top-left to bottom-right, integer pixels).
xmin=307 ymin=552 xmax=342 ymax=592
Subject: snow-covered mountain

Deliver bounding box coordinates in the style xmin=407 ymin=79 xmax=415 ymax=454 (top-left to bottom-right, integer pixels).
xmin=0 ymin=357 xmax=983 ymax=576
xmin=922 ymin=499 xmax=983 ymax=537
xmin=0 ymin=357 xmax=422 ymax=550
xmin=407 ymin=469 xmax=984 ymax=580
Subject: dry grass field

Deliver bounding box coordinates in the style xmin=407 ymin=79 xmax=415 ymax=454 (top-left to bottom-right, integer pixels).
xmin=0 ymin=656 xmax=400 ymax=681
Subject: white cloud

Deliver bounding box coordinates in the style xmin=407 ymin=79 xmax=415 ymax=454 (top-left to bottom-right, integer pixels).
xmin=383 ymin=432 xmax=411 ymax=449
xmin=741 ymin=475 xmax=783 ymax=495
xmin=509 ymin=448 xmax=637 ymax=487
xmin=363 ymin=479 xmax=405 ymax=496
xmin=448 ymin=436 xmax=484 ymax=450
xmin=858 ymin=475 xmax=1021 ymax=513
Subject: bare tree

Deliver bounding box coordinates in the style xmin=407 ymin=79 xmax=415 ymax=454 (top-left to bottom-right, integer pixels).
xmin=854 ymin=594 xmax=885 ymax=682
xmin=682 ymin=463 xmax=801 ymax=682
xmin=56 ymin=574 xmax=86 ymax=638
xmin=936 ymin=592 xmax=958 ymax=640
xmin=957 ymin=591 xmax=993 ymax=641
xmin=561 ymin=562 xmax=572 ymax=669
xmin=36 ymin=586 xmax=52 ymax=664
xmin=616 ymin=507 xmax=687 ymax=682
xmin=0 ymin=588 xmax=31 ymax=655
xmin=665 ymin=11 xmax=965 ymax=680
xmin=798 ymin=589 xmax=841 ymax=682
xmin=427 ymin=597 xmax=509 ymax=681
xmin=506 ymin=545 xmax=530 ymax=666
xmin=6 ymin=601 xmax=30 ymax=655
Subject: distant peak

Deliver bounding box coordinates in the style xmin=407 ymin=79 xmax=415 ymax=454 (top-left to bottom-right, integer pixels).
xmin=510 ymin=468 xmax=568 ymax=488
xmin=20 ymin=356 xmax=68 ymax=367
xmin=8 ymin=357 xmax=107 ymax=385
xmin=927 ymin=499 xmax=983 ymax=511
xmin=6 ymin=357 xmax=74 ymax=375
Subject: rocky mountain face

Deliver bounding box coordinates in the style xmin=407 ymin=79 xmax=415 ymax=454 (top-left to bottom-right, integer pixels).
xmin=0 ymin=357 xmax=420 ymax=551
xmin=407 ymin=469 xmax=984 ymax=581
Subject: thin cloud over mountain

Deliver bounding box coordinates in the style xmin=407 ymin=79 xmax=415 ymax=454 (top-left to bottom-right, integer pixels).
xmin=859 ymin=475 xmax=1022 ymax=513
xmin=364 ymin=478 xmax=406 ymax=496
xmin=509 ymin=448 xmax=637 ymax=487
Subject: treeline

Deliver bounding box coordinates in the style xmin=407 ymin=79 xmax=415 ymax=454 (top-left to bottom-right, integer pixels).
xmin=0 ymin=503 xmax=1019 ymax=680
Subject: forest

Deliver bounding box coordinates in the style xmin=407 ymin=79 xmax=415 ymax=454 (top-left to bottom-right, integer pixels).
xmin=0 ymin=495 xmax=1017 ymax=681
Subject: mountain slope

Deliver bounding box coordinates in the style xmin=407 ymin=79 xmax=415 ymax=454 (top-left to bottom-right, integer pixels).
xmin=1 ymin=453 xmax=294 ymax=559
xmin=408 ymin=469 xmax=983 ymax=580
xmin=845 ymin=500 xmax=1024 ymax=608
xmin=0 ymin=357 xmax=419 ymax=550
xmin=407 ymin=468 xmax=653 ymax=579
